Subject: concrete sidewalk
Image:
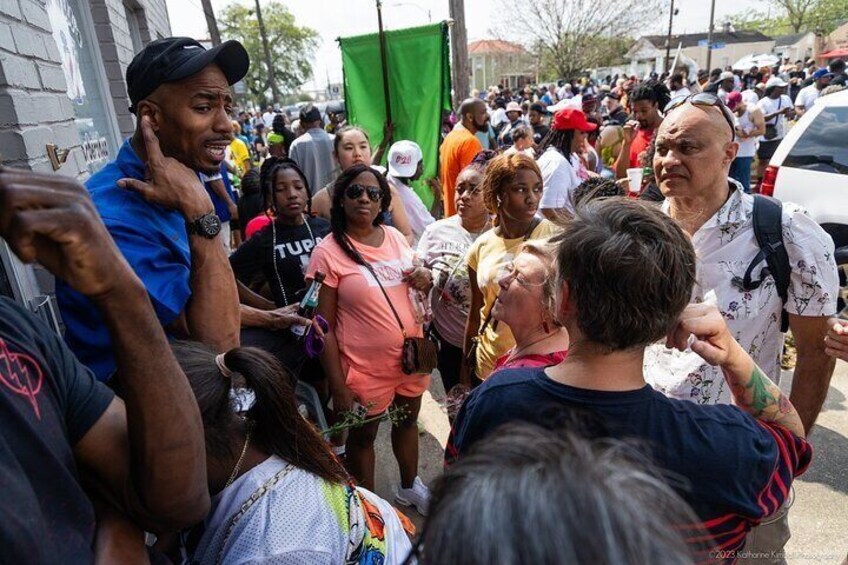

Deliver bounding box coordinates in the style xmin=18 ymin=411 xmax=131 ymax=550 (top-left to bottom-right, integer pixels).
xmin=371 ymin=364 xmax=848 ymax=562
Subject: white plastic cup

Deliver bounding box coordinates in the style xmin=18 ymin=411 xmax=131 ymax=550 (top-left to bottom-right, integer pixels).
xmin=626 ymin=168 xmax=644 ymax=194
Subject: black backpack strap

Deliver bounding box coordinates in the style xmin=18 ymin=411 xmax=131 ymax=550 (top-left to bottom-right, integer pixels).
xmin=736 ymin=195 xmax=791 ymax=331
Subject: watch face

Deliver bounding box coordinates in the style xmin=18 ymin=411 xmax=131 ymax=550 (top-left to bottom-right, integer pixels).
xmin=200 ymin=214 xmax=222 ymax=237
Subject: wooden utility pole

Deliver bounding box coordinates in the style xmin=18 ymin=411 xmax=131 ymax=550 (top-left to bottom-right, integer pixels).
xmin=254 ymin=0 xmax=280 ymax=104
xmin=705 ymin=0 xmax=716 ymax=71
xmin=664 ymin=0 xmax=674 ymax=73
xmin=449 ymin=0 xmax=470 ymax=105
xmin=200 ymin=0 xmax=222 ymax=46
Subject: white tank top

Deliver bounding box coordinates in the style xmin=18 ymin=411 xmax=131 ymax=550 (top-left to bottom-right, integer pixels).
xmin=736 ymin=109 xmax=757 ymax=158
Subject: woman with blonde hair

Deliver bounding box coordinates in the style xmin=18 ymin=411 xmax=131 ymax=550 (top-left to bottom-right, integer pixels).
xmin=461 ymin=153 xmax=557 ymax=385
xmin=490 ymin=239 xmax=569 ymax=372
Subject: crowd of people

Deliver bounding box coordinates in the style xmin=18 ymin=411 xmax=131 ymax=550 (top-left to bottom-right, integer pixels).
xmin=3 ymin=35 xmax=848 ymax=565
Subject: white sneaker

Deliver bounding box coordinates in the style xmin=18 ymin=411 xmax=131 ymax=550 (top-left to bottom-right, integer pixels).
xmin=395 ymin=476 xmax=430 ymax=516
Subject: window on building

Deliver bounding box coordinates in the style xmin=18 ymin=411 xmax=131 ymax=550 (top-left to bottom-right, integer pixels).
xmin=45 ymin=0 xmax=121 ymax=174
xmin=124 ymin=1 xmax=144 ymax=54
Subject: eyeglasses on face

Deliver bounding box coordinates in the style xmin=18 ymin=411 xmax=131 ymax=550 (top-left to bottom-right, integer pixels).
xmin=664 ymin=93 xmax=736 ymax=141
xmin=344 ymin=183 xmax=382 ymax=202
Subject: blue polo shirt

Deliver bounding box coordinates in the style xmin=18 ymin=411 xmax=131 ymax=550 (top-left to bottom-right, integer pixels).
xmin=56 ymin=139 xmax=192 ymax=381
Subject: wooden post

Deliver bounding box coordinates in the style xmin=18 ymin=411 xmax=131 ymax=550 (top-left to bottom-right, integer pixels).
xmin=449 ymin=0 xmax=470 ymax=104
xmin=200 ymin=0 xmax=221 ymax=46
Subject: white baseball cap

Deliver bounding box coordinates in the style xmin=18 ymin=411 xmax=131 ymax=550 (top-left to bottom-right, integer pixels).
xmin=719 ymin=71 xmax=735 ymax=81
xmin=766 ymin=76 xmax=788 ymax=89
xmin=387 ymin=140 xmax=422 ymax=178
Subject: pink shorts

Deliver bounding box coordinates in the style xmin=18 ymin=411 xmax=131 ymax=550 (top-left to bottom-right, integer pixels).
xmin=345 ymin=366 xmax=430 ymax=416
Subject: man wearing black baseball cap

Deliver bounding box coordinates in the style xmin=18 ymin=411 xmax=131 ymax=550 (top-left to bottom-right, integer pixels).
xmin=288 ymin=103 xmax=334 ymax=192
xmin=57 ymin=37 xmax=249 ymax=381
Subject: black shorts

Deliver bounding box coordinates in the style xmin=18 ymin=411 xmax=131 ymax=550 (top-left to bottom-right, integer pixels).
xmin=757 ymin=139 xmax=781 ymax=161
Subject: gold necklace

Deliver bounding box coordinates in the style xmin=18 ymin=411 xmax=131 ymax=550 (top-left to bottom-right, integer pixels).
xmin=225 ymin=429 xmax=252 ymax=488
xmin=505 ymin=331 xmax=555 ymax=364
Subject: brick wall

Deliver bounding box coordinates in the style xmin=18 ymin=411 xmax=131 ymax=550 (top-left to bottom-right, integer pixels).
xmin=0 ymin=0 xmax=87 ymax=176
xmin=91 ymin=0 xmax=171 ymax=139
xmin=0 ymin=0 xmax=171 ymax=175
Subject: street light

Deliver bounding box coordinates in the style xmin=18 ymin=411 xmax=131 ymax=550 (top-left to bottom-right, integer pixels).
xmin=388 ymin=1 xmax=432 ymax=22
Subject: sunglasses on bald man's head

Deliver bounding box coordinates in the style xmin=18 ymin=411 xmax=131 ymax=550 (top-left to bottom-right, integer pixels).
xmin=345 ymin=183 xmax=383 ymax=202
xmin=664 ymin=93 xmax=736 ymax=141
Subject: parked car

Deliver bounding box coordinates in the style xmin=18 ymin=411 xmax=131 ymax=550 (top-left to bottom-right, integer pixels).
xmin=763 ymin=88 xmax=848 ymax=315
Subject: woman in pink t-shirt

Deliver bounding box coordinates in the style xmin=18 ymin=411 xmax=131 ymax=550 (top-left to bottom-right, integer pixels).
xmin=491 ymin=239 xmax=569 ymax=374
xmin=307 ymin=164 xmax=433 ymax=515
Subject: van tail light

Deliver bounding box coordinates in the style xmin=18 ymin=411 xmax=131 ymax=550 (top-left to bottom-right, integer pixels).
xmin=760 ymin=165 xmax=779 ymax=196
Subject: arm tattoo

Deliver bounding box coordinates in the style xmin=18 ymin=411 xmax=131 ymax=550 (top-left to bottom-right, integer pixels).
xmin=729 ymin=365 xmax=790 ymax=420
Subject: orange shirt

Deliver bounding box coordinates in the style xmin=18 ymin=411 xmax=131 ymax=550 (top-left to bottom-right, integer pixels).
xmin=439 ymin=127 xmax=483 ymax=216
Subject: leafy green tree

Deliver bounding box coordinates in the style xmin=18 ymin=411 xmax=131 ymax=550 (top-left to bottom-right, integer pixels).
xmin=730 ymin=0 xmax=848 ymax=36
xmin=219 ymin=2 xmax=319 ymax=105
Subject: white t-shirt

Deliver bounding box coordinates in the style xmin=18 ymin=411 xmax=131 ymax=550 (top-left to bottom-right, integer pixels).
xmin=417 ymin=215 xmax=491 ymax=347
xmin=538 ymin=148 xmax=582 ymax=212
xmin=191 ymin=456 xmax=412 ymax=565
xmin=757 ymin=95 xmax=793 ymax=141
xmin=794 ymin=84 xmax=819 ymax=110
xmin=262 ymin=112 xmax=275 ymax=129
xmin=387 ymin=175 xmax=434 ymax=246
xmin=644 ymin=183 xmax=838 ymax=405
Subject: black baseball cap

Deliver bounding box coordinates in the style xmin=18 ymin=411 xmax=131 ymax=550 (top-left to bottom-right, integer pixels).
xmin=126 ymin=37 xmax=250 ymax=113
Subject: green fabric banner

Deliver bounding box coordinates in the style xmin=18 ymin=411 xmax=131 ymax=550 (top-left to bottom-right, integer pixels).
xmin=339 ymin=22 xmax=451 ymax=209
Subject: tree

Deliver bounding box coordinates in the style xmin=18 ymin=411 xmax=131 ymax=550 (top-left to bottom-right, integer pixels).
xmin=218 ymin=2 xmax=319 ymax=106
xmin=493 ymin=0 xmax=662 ymax=80
xmin=729 ymin=0 xmax=848 ymax=36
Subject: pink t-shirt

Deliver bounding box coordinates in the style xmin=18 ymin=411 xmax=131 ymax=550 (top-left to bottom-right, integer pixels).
xmin=306 ymin=226 xmax=423 ymax=379
xmin=245 ymin=214 xmax=272 ymax=239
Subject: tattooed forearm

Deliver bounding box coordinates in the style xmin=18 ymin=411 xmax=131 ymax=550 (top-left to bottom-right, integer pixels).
xmin=725 ymin=364 xmax=804 ymax=438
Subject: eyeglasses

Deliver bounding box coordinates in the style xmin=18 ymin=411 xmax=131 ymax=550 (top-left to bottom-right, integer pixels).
xmin=456 ymin=181 xmax=481 ymax=197
xmin=664 ymin=93 xmax=736 ymax=141
xmin=344 ymin=183 xmax=382 ymax=202
xmin=501 ymin=261 xmax=546 ymax=288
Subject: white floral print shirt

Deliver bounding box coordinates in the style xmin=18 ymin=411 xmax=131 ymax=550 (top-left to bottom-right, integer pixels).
xmin=644 ymin=182 xmax=838 ymax=405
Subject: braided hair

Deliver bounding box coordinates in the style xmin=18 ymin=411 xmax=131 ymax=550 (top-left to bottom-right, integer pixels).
xmin=330 ymin=164 xmax=392 ymax=265
xmin=535 ymin=127 xmax=576 ymax=159
xmin=259 ymin=157 xmax=312 ymax=215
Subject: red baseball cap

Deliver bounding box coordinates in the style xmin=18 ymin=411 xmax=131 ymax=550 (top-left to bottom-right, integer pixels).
xmin=725 ymin=91 xmax=743 ymax=110
xmin=552 ymin=108 xmax=598 ymax=132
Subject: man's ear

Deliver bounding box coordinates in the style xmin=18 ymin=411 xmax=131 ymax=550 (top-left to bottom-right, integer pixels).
xmin=135 ymin=100 xmax=160 ymax=131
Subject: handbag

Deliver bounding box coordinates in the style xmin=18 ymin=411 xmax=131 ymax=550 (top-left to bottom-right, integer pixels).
xmin=764 ymin=98 xmax=781 ymax=140
xmin=465 ymin=308 xmax=494 ymax=382
xmin=349 ymin=239 xmax=439 ymax=375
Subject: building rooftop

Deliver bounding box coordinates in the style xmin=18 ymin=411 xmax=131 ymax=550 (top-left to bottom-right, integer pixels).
xmin=468 ymin=39 xmax=527 ymax=55
xmin=775 ymin=32 xmax=812 ymax=47
xmin=642 ymin=30 xmax=772 ymax=49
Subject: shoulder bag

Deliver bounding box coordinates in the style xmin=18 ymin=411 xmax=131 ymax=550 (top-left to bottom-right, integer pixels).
xmin=347 ymin=237 xmax=439 ymax=375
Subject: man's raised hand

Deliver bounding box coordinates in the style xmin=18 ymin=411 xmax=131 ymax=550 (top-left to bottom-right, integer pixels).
xmin=118 ymin=115 xmax=212 ymax=219
xmin=0 ymin=167 xmax=140 ymax=301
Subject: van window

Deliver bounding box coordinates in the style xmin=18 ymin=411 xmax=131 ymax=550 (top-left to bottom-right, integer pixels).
xmin=783 ymin=106 xmax=848 ymax=175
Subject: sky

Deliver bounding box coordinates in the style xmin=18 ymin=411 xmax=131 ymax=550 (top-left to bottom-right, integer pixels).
xmin=166 ymin=0 xmax=761 ymax=91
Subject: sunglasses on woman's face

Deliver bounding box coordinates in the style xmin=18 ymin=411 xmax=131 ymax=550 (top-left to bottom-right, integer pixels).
xmin=345 ymin=184 xmax=382 ymax=202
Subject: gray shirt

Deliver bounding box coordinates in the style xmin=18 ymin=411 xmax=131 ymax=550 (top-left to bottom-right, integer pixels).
xmin=289 ymin=128 xmax=335 ymax=193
